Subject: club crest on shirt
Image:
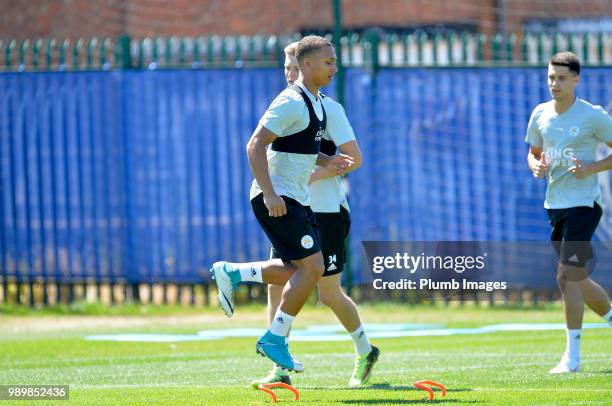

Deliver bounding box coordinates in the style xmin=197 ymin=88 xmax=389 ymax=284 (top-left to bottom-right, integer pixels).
xmin=569 ymin=126 xmax=580 ymax=137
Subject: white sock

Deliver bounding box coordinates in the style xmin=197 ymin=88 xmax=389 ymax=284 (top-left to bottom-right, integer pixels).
xmin=230 ymin=262 xmax=263 ymax=283
xmin=269 ymin=309 xmax=295 ymax=337
xmin=565 ymin=329 xmax=581 ymax=363
xmin=350 ymin=325 xmax=372 ymax=356
xmin=603 ymin=306 xmax=612 ymax=327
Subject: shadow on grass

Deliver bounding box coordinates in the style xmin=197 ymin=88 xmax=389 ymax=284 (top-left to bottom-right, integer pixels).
xmin=338 ymin=383 xmax=473 ymax=393
xmin=304 ymin=383 xmax=472 ymax=393
xmin=340 ymin=400 xmax=483 ymax=404
xmin=301 ymin=383 xmax=479 ymax=404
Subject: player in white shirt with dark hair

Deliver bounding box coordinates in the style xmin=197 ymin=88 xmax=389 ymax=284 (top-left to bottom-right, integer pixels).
xmin=526 ymin=52 xmax=612 ymax=374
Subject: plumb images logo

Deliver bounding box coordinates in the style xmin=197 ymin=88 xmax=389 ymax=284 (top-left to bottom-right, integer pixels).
xmin=362 ymin=242 xmax=517 ymax=299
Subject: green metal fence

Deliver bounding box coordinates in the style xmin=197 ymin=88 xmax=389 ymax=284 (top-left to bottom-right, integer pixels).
xmin=1 ymin=31 xmax=611 ymax=71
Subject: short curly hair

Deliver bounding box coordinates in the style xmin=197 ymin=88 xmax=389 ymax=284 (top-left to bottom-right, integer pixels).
xmin=295 ymin=35 xmax=333 ymax=62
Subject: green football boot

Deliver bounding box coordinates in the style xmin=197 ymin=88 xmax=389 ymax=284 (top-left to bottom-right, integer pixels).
xmin=349 ymin=346 xmax=380 ymax=386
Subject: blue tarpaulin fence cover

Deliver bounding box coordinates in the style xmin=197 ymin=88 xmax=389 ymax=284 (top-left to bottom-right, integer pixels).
xmin=1 ymin=68 xmax=610 ymax=285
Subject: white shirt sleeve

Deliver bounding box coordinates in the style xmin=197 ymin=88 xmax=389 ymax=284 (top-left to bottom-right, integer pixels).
xmin=525 ymin=105 xmax=543 ymax=148
xmin=259 ymin=90 xmax=302 ymax=137
xmin=593 ymin=106 xmax=612 ymax=144
xmin=323 ymin=99 xmax=356 ymax=146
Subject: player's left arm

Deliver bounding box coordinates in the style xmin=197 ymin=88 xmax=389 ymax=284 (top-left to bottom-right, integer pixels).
xmin=311 ymin=141 xmax=362 ymax=183
xmin=311 ymin=100 xmax=360 ymax=183
xmin=315 ymin=151 xmax=355 ymax=177
xmin=570 ymin=108 xmax=612 ymax=179
xmin=570 ymin=142 xmax=612 ymax=179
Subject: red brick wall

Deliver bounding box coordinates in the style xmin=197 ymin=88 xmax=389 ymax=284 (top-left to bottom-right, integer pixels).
xmin=503 ymin=0 xmax=612 ymax=32
xmin=1 ymin=0 xmax=126 ymax=39
xmin=1 ymin=0 xmax=611 ymax=39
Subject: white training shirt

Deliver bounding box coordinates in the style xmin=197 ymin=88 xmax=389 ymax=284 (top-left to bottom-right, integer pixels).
xmin=309 ymin=96 xmax=356 ymax=213
xmin=525 ymin=98 xmax=612 ymax=209
xmin=249 ymin=81 xmax=324 ymax=206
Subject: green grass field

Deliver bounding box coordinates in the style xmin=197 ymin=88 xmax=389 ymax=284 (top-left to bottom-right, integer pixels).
xmin=1 ymin=303 xmax=611 ymax=405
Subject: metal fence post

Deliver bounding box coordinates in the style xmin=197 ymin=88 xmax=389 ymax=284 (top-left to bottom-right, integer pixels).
xmin=364 ymin=29 xmax=380 ymax=73
xmin=117 ymin=34 xmax=132 ymax=69
xmin=332 ymin=0 xmax=345 ymax=105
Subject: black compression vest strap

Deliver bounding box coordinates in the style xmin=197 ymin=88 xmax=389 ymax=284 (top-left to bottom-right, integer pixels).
xmin=270 ymin=85 xmax=326 ymax=154
xmin=319 ymin=139 xmax=336 ymax=156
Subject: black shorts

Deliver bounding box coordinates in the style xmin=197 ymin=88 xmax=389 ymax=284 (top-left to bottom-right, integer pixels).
xmin=547 ymin=203 xmax=602 ymax=267
xmin=251 ymin=193 xmax=321 ymax=261
xmin=315 ymin=207 xmax=351 ymax=277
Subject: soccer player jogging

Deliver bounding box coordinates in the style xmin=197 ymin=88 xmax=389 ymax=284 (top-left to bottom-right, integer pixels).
xmin=209 ymin=36 xmax=353 ymax=373
xmin=250 ymin=42 xmax=379 ymax=388
xmin=525 ymin=52 xmax=612 ymax=373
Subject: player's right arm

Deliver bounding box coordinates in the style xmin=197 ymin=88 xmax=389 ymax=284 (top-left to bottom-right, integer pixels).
xmin=527 ymin=146 xmax=547 ymax=178
xmin=525 ymin=105 xmax=547 ymax=179
xmin=246 ymin=124 xmax=287 ymax=217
